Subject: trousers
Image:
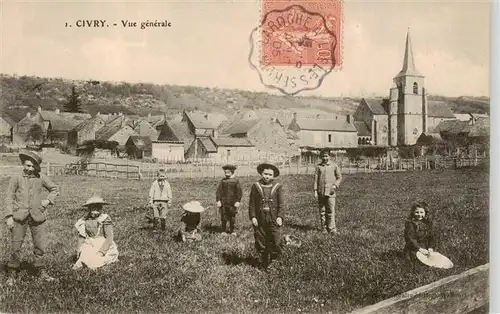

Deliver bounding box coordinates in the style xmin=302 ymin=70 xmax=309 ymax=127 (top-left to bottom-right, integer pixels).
xmin=318 ymin=195 xmax=336 ymax=231
xmin=8 ymin=215 xmax=48 ymax=269
xmin=152 ymin=201 xmax=169 ymax=219
xmin=220 ymin=206 xmax=237 ymax=232
xmin=253 ymin=211 xmax=282 ymax=262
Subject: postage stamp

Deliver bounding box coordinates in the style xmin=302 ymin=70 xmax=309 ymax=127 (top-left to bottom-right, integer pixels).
xmin=249 ymin=0 xmax=343 ymax=96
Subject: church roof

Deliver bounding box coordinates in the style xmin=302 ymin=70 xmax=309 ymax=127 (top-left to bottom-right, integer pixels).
xmin=395 ymin=29 xmax=423 ymax=78
xmin=363 ymin=98 xmax=388 ymax=115
xmin=294 ymin=118 xmax=357 ymax=132
xmin=353 ymin=121 xmax=371 ymax=136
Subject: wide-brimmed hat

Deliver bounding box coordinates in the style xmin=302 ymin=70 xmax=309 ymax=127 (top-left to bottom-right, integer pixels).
xmin=222 ymin=164 xmax=237 ymax=171
xmin=182 ymin=201 xmax=205 ymax=213
xmin=157 ymin=169 xmax=167 ymax=179
xmin=83 ymin=196 xmax=109 ymax=207
xmin=257 ymin=163 xmax=280 ymax=177
xmin=19 ymin=150 xmax=42 ymax=172
xmin=283 ymin=235 xmax=302 ymax=247
xmin=416 ymin=251 xmax=453 ymax=269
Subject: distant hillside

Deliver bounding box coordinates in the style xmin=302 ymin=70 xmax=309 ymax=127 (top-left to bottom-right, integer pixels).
xmin=0 ymin=74 xmax=489 ymax=123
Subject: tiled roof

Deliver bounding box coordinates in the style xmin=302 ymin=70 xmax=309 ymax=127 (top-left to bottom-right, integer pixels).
xmin=39 ymin=110 xmax=91 ymax=131
xmin=211 ymin=137 xmax=254 ymax=147
xmin=199 ymin=137 xmax=217 ymax=153
xmin=73 ymin=116 xmax=105 ymax=132
xmin=158 ymin=121 xmax=194 ymax=151
xmin=184 ymin=111 xmax=226 ymax=129
xmin=353 ymin=121 xmax=371 ymax=136
xmin=295 ymin=118 xmax=357 ymax=132
xmin=127 ymin=136 xmax=152 ymax=151
xmin=96 ymin=116 xmax=129 ymax=140
xmin=222 ymin=119 xmax=260 ymax=135
xmin=363 ymin=98 xmax=388 ymax=115
xmin=0 ymin=113 xmax=17 ymax=127
xmin=427 ymin=101 xmax=455 ymax=118
xmin=435 ymin=118 xmax=489 ymax=137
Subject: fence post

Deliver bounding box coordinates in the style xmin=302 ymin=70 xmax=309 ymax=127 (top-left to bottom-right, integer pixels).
xmin=46 ymin=163 xmax=50 ymax=176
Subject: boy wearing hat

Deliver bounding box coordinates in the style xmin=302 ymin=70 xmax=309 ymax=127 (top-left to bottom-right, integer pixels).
xmin=314 ymin=148 xmax=342 ymax=234
xmin=216 ymin=164 xmax=243 ymax=235
xmin=249 ymin=163 xmax=284 ymax=269
xmin=148 ymin=169 xmax=172 ymax=231
xmin=177 ymin=201 xmax=205 ymax=242
xmin=4 ymin=150 xmax=60 ymax=285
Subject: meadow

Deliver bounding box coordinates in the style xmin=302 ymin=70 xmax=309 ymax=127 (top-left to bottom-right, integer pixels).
xmin=0 ymin=168 xmax=489 ymax=313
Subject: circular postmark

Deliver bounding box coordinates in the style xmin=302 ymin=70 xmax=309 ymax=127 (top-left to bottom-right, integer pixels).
xmin=249 ymin=4 xmax=340 ymax=96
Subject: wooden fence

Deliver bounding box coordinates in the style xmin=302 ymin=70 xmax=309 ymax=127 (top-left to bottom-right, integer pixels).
xmin=39 ymin=157 xmax=488 ymax=180
xmin=348 ymin=263 xmax=489 ymax=314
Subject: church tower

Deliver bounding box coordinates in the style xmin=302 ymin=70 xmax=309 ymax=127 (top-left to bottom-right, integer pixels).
xmin=393 ymin=29 xmax=426 ymax=145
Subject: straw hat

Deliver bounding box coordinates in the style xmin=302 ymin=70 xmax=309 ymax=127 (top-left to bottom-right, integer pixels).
xmin=19 ymin=150 xmax=42 ymax=172
xmin=283 ymin=235 xmax=302 ymax=247
xmin=416 ymin=251 xmax=453 ymax=269
xmin=222 ymin=164 xmax=237 ymax=171
xmin=257 ymin=163 xmax=280 ymax=177
xmin=182 ymin=201 xmax=205 ymax=213
xmin=83 ymin=196 xmax=109 ymax=207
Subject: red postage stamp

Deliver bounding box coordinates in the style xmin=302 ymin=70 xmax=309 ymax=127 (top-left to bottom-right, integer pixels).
xmin=261 ymin=0 xmax=342 ymax=67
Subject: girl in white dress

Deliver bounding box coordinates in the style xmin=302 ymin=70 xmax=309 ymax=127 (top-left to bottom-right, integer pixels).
xmin=73 ymin=196 xmax=119 ymax=270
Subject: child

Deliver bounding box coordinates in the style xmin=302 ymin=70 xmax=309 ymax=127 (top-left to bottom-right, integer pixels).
xmin=216 ymin=164 xmax=243 ymax=235
xmin=73 ymin=196 xmax=119 ymax=270
xmin=178 ymin=201 xmax=205 ymax=242
xmin=249 ymin=163 xmax=285 ymax=269
xmin=404 ymin=201 xmax=436 ymax=262
xmin=148 ymin=169 xmax=172 ymax=231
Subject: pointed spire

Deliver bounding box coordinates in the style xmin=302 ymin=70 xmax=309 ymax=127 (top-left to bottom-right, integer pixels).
xmin=395 ymin=28 xmax=422 ymax=78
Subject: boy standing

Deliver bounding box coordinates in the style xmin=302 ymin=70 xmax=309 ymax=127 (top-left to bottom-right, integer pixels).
xmin=314 ymin=148 xmax=342 ymax=234
xmin=249 ymin=163 xmax=284 ymax=269
xmin=148 ymin=169 xmax=172 ymax=231
xmin=4 ymin=150 xmax=60 ymax=285
xmin=216 ymin=164 xmax=243 ymax=235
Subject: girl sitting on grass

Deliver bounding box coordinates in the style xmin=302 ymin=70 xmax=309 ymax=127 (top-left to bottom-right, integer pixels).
xmin=73 ymin=196 xmax=119 ymax=270
xmin=403 ymin=201 xmax=436 ymax=262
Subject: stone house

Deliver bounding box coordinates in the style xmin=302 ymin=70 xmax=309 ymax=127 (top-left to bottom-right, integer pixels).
xmin=0 ymin=114 xmax=16 ymax=144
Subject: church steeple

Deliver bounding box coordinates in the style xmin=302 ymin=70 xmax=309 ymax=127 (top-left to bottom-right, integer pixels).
xmin=395 ymin=28 xmax=423 ymax=78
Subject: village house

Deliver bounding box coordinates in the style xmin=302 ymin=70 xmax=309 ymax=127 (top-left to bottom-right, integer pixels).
xmin=182 ymin=110 xmax=226 ymax=138
xmin=95 ymin=115 xmax=137 ymax=146
xmin=434 ymin=115 xmax=489 ymax=152
xmin=288 ymin=113 xmax=358 ymax=149
xmin=128 ymin=119 xmax=159 ymax=140
xmin=125 ymin=136 xmax=152 ymax=159
xmin=68 ymin=113 xmax=108 ymax=147
xmin=353 ymin=30 xmax=457 ymax=147
xmin=187 ymin=136 xmax=254 ymax=162
xmin=152 ymin=140 xmax=185 ymax=162
xmin=0 ymin=113 xmax=16 ymax=144
xmin=157 ymin=120 xmax=193 ymax=157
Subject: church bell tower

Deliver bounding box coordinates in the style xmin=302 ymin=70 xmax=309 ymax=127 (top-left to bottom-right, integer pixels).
xmin=393 ymin=29 xmax=426 ymax=146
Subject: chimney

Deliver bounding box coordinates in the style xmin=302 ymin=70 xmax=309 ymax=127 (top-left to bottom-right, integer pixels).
xmin=293 ymin=112 xmax=297 ymax=120
xmin=38 ymin=106 xmax=42 ymax=113
xmin=27 ymin=112 xmax=31 ymax=118
xmin=55 ymin=108 xmax=60 ymax=114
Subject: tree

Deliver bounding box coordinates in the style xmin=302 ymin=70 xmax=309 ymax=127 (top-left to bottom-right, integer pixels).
xmin=63 ymin=85 xmax=84 ymax=113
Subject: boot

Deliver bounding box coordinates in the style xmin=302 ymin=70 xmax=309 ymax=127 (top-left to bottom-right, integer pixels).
xmin=6 ymin=268 xmax=17 ymax=286
xmin=160 ymin=218 xmax=166 ymax=231
xmin=153 ymin=218 xmax=160 ymax=229
xmin=37 ymin=268 xmax=56 ymax=282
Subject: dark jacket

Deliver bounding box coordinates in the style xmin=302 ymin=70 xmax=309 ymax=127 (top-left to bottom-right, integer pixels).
xmin=248 ymin=179 xmax=284 ymax=222
xmin=5 ymin=172 xmax=60 ymax=222
xmin=216 ymin=176 xmax=243 ymax=206
xmin=404 ymin=218 xmax=436 ymax=252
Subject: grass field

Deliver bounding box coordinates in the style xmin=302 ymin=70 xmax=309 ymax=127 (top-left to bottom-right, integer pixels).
xmin=0 ymin=168 xmax=489 ymax=313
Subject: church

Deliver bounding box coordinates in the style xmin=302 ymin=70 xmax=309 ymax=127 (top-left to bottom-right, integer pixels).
xmin=353 ymin=30 xmax=456 ymax=147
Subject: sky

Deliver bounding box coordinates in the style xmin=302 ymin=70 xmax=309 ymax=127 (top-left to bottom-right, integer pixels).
xmin=0 ymin=0 xmax=491 ymax=97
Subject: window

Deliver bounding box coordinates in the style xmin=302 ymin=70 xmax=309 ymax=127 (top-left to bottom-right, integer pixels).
xmin=328 ymin=134 xmax=332 ymax=143
xmin=227 ymin=149 xmax=231 ymax=156
xmin=358 ymin=138 xmax=362 ymax=145
xmin=413 ymin=82 xmax=418 ymax=94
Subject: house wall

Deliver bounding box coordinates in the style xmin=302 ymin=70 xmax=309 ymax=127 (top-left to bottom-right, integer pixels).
xmin=215 ymin=146 xmax=256 ymax=162
xmin=152 ymin=142 xmax=185 ymax=162
xmin=13 ymin=117 xmax=37 ymax=145
xmin=373 ymin=115 xmax=389 ymax=146
xmin=298 ymin=130 xmax=358 ymax=148
xmin=0 ymin=117 xmax=12 ymax=144
xmin=427 ymin=117 xmax=456 ymax=132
